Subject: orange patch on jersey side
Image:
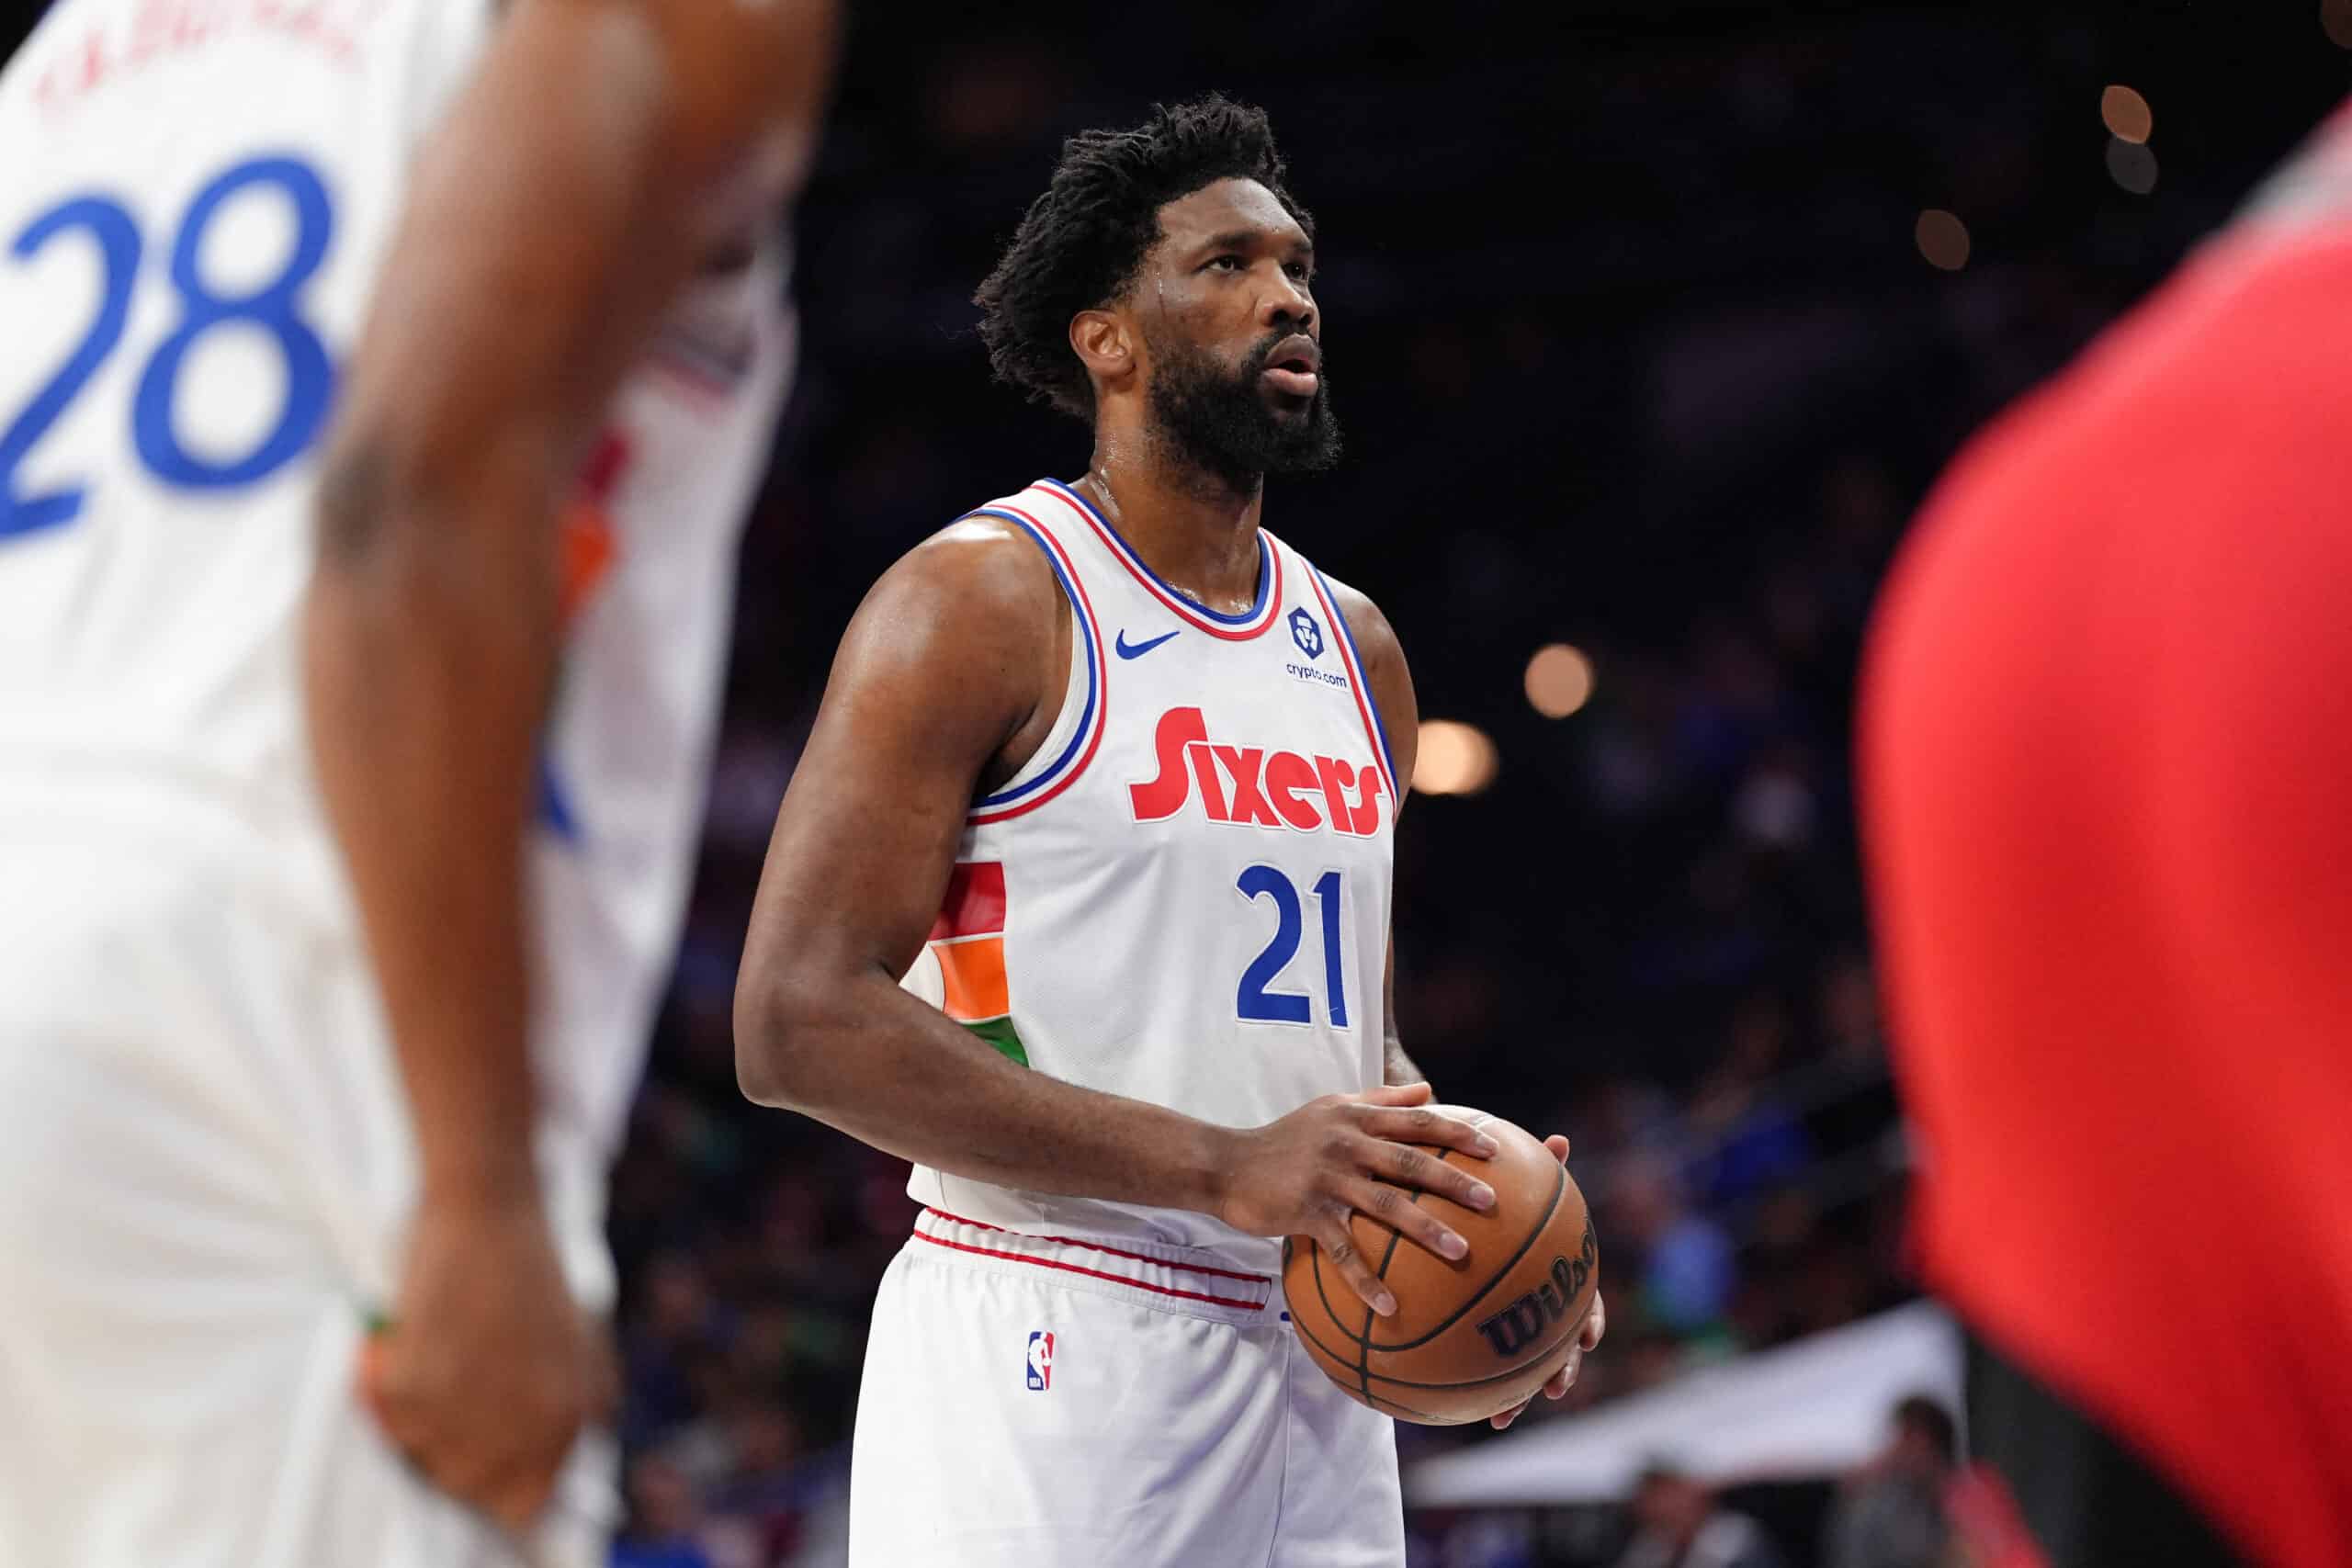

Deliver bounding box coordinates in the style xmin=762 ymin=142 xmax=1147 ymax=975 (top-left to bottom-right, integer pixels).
xmin=556 ymin=429 xmax=631 ymax=627
xmin=933 ymin=936 xmax=1010 ymax=1023
xmin=557 ymin=501 xmax=616 ymax=626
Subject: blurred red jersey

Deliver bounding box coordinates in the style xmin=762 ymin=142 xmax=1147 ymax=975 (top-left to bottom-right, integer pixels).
xmin=1860 ymin=107 xmax=2352 ymax=1568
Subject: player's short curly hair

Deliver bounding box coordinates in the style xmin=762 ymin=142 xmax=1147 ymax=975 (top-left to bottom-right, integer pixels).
xmin=973 ymin=94 xmax=1313 ymax=423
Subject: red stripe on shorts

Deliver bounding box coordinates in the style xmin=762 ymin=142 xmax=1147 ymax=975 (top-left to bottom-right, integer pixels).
xmin=910 ymin=1229 xmax=1270 ymax=1312
xmin=922 ymin=1206 xmax=1272 ymax=1288
xmin=917 ymin=1213 xmax=1279 ymax=1306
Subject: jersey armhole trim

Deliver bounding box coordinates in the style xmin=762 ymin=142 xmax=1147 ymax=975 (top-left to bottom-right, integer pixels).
xmin=1305 ymin=562 xmax=1401 ymax=802
xmin=965 ymin=506 xmax=1108 ymax=824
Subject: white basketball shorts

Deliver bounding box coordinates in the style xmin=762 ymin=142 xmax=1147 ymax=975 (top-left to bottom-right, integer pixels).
xmin=848 ymin=1206 xmax=1405 ymax=1568
xmin=0 ymin=791 xmax=615 ymax=1568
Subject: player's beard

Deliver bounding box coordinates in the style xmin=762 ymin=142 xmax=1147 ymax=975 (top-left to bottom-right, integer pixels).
xmin=1144 ymin=329 xmax=1342 ymax=495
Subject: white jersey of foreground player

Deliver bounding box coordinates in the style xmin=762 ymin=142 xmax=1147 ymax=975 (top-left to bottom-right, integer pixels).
xmin=0 ymin=2 xmax=792 ymax=1565
xmin=896 ymin=478 xmax=1398 ymax=1273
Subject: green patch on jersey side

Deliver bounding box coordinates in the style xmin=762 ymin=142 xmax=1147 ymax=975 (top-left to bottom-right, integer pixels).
xmin=963 ymin=1015 xmax=1029 ymax=1068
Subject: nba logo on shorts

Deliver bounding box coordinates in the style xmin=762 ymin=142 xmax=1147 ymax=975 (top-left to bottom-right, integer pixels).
xmin=1024 ymin=1330 xmax=1054 ymax=1392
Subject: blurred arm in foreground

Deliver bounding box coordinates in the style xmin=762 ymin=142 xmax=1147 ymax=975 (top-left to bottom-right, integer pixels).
xmin=304 ymin=0 xmax=835 ymax=1530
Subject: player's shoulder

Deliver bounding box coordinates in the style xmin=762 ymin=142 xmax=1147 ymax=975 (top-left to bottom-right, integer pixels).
xmin=861 ymin=503 xmax=1065 ymax=647
xmin=918 ymin=506 xmax=1062 ymax=592
xmin=1313 ymin=569 xmax=1406 ymax=674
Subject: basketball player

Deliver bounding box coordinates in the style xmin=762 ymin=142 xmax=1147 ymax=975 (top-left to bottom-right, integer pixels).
xmin=734 ymin=96 xmax=1604 ymax=1565
xmin=1860 ymin=102 xmax=2352 ymax=1568
xmin=0 ymin=2 xmax=831 ymax=1564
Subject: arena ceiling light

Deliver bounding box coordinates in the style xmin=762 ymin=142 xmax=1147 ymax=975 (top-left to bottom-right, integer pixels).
xmin=1915 ymin=209 xmax=1970 ymax=272
xmin=1524 ymin=644 xmax=1596 ymax=720
xmin=1414 ymin=721 xmax=1499 ymax=796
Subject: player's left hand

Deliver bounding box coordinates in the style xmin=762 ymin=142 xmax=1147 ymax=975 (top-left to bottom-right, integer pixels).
xmin=1490 ymin=1134 xmax=1605 ymax=1430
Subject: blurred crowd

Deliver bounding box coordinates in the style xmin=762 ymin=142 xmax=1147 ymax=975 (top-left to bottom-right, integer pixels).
xmin=594 ymin=6 xmax=2346 ymax=1566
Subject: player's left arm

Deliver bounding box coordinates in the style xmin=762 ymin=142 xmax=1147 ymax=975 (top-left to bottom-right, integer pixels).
xmin=1380 ymin=938 xmax=1422 ymax=1087
xmin=1325 ymin=575 xmax=1606 ymax=1427
xmin=1319 ymin=578 xmax=1430 ymax=1089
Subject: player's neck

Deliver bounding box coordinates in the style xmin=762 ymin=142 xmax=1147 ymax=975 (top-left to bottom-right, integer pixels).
xmin=1076 ymin=443 xmax=1265 ymax=615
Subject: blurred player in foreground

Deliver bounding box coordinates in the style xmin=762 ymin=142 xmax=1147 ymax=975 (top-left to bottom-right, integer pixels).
xmin=0 ymin=1 xmax=832 ymax=1562
xmin=1861 ymin=100 xmax=2352 ymax=1568
xmin=734 ymin=96 xmax=1600 ymax=1567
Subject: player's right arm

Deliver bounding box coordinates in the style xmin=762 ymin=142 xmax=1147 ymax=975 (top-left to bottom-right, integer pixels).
xmin=302 ymin=0 xmax=834 ymax=1534
xmin=735 ymin=523 xmax=1498 ymax=1317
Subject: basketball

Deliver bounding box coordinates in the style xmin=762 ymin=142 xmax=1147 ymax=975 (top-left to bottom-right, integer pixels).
xmin=1282 ymin=1106 xmax=1600 ymax=1426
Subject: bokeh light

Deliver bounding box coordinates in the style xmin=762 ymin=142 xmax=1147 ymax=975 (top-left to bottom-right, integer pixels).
xmin=2100 ymin=85 xmax=2153 ymax=144
xmin=1914 ymin=209 xmax=1970 ymax=271
xmin=1523 ymin=643 xmax=1596 ymax=719
xmin=1414 ymin=720 xmax=1499 ymax=796
xmin=2326 ymin=0 xmax=2352 ymax=51
xmin=2107 ymin=137 xmax=2159 ymax=195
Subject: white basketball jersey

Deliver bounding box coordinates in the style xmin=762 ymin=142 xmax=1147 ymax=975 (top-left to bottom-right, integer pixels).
xmin=902 ymin=479 xmax=1400 ymax=1270
xmin=0 ymin=0 xmax=796 ymax=1159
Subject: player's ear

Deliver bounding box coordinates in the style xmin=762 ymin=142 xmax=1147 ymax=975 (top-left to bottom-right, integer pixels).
xmin=1069 ymin=309 xmax=1135 ymax=392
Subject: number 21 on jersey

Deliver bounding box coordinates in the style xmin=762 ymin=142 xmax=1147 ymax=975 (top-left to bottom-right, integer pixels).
xmin=1 ymin=152 xmax=336 ymax=541
xmin=1236 ymin=864 xmax=1350 ymax=1028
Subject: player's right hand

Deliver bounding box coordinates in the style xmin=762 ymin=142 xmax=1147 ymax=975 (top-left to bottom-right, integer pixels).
xmin=1217 ymin=1081 xmax=1498 ymax=1316
xmin=359 ymin=1188 xmax=600 ymax=1534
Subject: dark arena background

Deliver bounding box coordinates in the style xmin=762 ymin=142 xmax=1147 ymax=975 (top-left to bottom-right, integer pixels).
xmin=8 ymin=4 xmax=2345 ymax=1564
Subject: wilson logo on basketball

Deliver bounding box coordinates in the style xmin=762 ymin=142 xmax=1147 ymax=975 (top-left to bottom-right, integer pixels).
xmin=1474 ymin=1219 xmax=1600 ymax=1359
xmin=1128 ymin=706 xmax=1385 ymax=836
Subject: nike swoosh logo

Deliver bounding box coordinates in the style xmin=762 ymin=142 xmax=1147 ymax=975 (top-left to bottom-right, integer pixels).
xmin=1114 ymin=628 xmax=1181 ymax=660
